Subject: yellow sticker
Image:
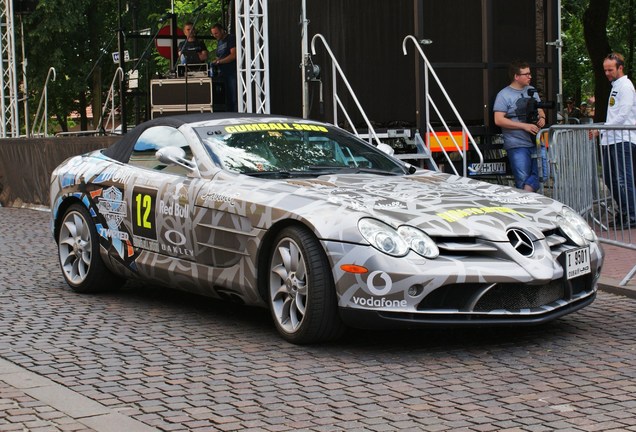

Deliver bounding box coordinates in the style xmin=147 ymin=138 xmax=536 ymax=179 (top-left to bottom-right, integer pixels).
xmin=437 ymin=206 xmax=525 ymax=222
xmin=224 ymin=122 xmax=329 ymax=134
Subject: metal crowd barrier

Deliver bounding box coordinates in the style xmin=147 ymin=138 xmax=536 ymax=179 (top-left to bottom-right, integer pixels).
xmin=541 ymin=124 xmax=636 ymax=286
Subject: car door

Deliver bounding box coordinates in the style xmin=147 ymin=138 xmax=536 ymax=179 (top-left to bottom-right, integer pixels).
xmin=126 ymin=125 xmax=204 ymax=262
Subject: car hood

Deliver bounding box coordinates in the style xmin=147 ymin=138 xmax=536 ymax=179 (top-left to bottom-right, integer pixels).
xmin=276 ymin=170 xmax=564 ymax=241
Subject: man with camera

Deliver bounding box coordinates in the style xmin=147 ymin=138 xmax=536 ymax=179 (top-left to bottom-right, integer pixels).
xmin=494 ymin=61 xmax=546 ymax=192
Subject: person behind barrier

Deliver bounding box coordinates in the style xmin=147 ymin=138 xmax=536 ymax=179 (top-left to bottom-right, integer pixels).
xmin=178 ymin=22 xmax=208 ymax=65
xmin=211 ymin=23 xmax=237 ymax=111
xmin=600 ymin=52 xmax=636 ymax=226
xmin=493 ymin=61 xmax=546 ymax=192
xmin=565 ymin=98 xmax=581 ymax=123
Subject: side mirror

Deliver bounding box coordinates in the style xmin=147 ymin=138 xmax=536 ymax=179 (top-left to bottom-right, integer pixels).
xmin=156 ymin=146 xmax=196 ymax=171
xmin=376 ymin=142 xmax=395 ymax=156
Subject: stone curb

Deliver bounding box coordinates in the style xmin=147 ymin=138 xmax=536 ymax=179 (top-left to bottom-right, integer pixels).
xmin=0 ymin=358 xmax=158 ymax=432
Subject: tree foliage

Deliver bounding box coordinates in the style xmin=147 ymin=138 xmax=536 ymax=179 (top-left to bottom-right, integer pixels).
xmin=21 ymin=0 xmax=224 ymax=133
xmin=21 ymin=1 xmax=634 ymax=133
xmin=563 ymin=0 xmax=636 ymax=121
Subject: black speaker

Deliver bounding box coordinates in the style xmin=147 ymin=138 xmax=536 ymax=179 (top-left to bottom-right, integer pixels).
xmin=151 ymin=78 xmax=213 ymax=106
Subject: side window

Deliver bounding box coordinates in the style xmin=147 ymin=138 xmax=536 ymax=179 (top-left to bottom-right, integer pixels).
xmin=128 ymin=126 xmax=194 ymax=176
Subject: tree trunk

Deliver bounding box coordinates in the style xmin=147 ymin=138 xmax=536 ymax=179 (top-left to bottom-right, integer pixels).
xmin=79 ymin=91 xmax=88 ymax=131
xmin=56 ymin=113 xmax=68 ymax=133
xmin=583 ymin=0 xmax=611 ymax=122
xmin=92 ymin=68 xmax=102 ymax=130
xmin=629 ymin=0 xmax=634 ymax=76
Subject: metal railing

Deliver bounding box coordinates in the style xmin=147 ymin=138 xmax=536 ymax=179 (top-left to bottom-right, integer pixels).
xmin=402 ymin=35 xmax=484 ymax=177
xmin=310 ymin=34 xmax=383 ymax=147
xmin=31 ymin=67 xmax=55 ymax=137
xmin=542 ymin=123 xmax=636 ymax=286
xmin=96 ymin=67 xmax=124 ymax=134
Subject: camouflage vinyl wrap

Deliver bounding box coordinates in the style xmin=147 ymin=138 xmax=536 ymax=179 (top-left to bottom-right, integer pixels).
xmin=50 ymin=116 xmax=603 ymax=327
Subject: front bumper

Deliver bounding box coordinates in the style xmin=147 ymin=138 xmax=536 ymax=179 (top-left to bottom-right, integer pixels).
xmin=323 ymin=239 xmax=602 ymax=329
xmin=339 ymin=287 xmax=596 ymax=329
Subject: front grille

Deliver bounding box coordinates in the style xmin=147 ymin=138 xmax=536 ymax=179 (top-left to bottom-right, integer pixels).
xmin=417 ymin=275 xmax=595 ymax=314
xmin=474 ymin=282 xmax=564 ymax=311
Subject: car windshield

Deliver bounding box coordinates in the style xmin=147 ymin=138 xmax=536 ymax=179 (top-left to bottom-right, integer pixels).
xmin=196 ymin=122 xmax=408 ymax=178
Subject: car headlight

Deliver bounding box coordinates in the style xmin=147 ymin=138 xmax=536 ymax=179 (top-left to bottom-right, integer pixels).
xmin=358 ymin=219 xmax=439 ymax=258
xmin=397 ymin=226 xmax=439 ymax=258
xmin=358 ymin=219 xmax=409 ymax=256
xmin=557 ymin=206 xmax=597 ymax=246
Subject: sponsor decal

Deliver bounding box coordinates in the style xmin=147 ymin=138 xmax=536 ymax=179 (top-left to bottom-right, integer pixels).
xmin=437 ymin=206 xmax=525 ymax=223
xmin=348 ymin=271 xmax=405 ymax=309
xmin=224 ymin=122 xmax=329 ymax=134
xmin=352 ymin=296 xmax=407 ymax=308
xmin=202 ymin=192 xmax=239 ymax=206
xmin=93 ymin=166 xmax=136 ymax=185
xmin=160 ymin=243 xmax=194 ymax=256
xmin=97 ymin=186 xmax=127 ymax=228
xmin=161 ymin=229 xmax=193 ymax=256
xmin=98 ymin=228 xmax=129 ymax=241
xmin=375 ymin=201 xmax=406 ymax=209
xmin=159 ymin=200 xmax=190 ymax=218
xmin=164 ymin=229 xmax=187 ymax=246
xmin=133 ymin=235 xmax=160 ymax=253
xmin=366 ymin=271 xmax=393 ymax=296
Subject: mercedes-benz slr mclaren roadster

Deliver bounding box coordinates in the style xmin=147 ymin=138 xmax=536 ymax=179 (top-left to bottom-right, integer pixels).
xmin=50 ymin=113 xmax=603 ymax=343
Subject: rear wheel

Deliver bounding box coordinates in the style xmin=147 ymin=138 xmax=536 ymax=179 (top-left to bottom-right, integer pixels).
xmin=57 ymin=204 xmax=124 ymax=293
xmin=267 ymin=226 xmax=344 ymax=344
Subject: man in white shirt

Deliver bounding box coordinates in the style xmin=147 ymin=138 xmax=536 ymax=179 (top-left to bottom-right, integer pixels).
xmin=601 ymin=52 xmax=636 ymax=226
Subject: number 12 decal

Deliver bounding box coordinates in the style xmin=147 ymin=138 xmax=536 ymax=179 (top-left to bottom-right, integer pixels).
xmin=132 ymin=187 xmax=157 ymax=240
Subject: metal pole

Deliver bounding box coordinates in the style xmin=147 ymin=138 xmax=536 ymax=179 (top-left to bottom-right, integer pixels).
xmin=20 ymin=17 xmax=28 ymax=137
xmin=301 ymin=0 xmax=309 ymax=118
xmin=117 ymin=0 xmax=127 ymax=134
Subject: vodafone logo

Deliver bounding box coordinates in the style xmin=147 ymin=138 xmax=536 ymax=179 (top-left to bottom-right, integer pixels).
xmin=366 ymin=271 xmax=392 ymax=296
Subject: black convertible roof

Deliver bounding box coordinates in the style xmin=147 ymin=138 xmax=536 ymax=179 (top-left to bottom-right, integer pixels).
xmin=102 ymin=112 xmax=282 ymax=163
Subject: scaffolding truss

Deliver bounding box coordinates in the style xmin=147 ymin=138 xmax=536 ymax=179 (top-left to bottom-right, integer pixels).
xmin=235 ymin=0 xmax=270 ymax=113
xmin=0 ymin=0 xmax=18 ymax=137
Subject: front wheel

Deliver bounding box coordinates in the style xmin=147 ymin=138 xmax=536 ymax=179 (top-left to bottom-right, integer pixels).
xmin=267 ymin=226 xmax=344 ymax=344
xmin=57 ymin=203 xmax=124 ymax=293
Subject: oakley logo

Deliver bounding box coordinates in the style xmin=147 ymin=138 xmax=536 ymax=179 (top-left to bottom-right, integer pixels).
xmin=506 ymin=228 xmax=534 ymax=257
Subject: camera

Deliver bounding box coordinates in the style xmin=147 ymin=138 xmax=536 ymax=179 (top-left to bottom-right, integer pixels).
xmin=525 ymin=88 xmax=555 ymax=123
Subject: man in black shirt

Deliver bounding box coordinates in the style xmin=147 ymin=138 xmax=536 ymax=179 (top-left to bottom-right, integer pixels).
xmin=178 ymin=22 xmax=208 ymax=65
xmin=211 ymin=23 xmax=237 ymax=111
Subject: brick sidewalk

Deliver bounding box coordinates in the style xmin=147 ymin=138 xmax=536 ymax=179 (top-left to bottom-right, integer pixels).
xmin=3 ymin=207 xmax=636 ymax=432
xmin=597 ymin=241 xmax=636 ymax=300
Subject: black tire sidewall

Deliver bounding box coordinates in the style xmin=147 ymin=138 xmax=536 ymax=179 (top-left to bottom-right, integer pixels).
xmin=267 ymin=225 xmax=343 ymax=344
xmin=58 ymin=204 xmax=119 ymax=293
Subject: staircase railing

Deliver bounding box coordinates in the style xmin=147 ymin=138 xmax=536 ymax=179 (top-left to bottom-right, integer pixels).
xmin=96 ymin=67 xmax=124 ymax=134
xmin=402 ymin=35 xmax=484 ymax=176
xmin=31 ymin=67 xmax=56 ymax=137
xmin=311 ymin=34 xmax=382 ymax=147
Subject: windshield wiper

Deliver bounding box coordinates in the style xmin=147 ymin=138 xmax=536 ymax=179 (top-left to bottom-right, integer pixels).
xmin=307 ymin=166 xmax=402 ymax=176
xmin=244 ymin=170 xmax=294 ymax=178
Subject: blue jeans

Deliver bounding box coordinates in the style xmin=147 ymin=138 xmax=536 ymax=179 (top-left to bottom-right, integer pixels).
xmin=223 ymin=72 xmax=238 ymax=112
xmin=602 ymin=142 xmax=636 ymax=221
xmin=507 ymin=146 xmax=539 ymax=191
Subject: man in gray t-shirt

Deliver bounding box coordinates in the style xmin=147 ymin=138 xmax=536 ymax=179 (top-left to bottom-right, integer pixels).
xmin=493 ymin=61 xmax=546 ymax=192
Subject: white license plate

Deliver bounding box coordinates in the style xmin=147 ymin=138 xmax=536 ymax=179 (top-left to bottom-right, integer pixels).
xmin=468 ymin=162 xmax=507 ymax=176
xmin=565 ymin=247 xmax=591 ymax=280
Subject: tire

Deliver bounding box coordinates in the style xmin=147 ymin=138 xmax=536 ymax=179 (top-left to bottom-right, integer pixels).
xmin=267 ymin=225 xmax=344 ymax=344
xmin=57 ymin=203 xmax=124 ymax=293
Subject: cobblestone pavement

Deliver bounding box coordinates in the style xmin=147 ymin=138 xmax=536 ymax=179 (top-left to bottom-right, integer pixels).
xmin=1 ymin=207 xmax=636 ymax=432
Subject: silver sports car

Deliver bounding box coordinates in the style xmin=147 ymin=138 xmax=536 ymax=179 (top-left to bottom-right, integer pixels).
xmin=50 ymin=114 xmax=603 ymax=343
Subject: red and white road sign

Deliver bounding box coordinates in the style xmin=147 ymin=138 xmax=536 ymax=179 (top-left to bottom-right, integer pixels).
xmin=155 ymin=25 xmax=185 ymax=59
